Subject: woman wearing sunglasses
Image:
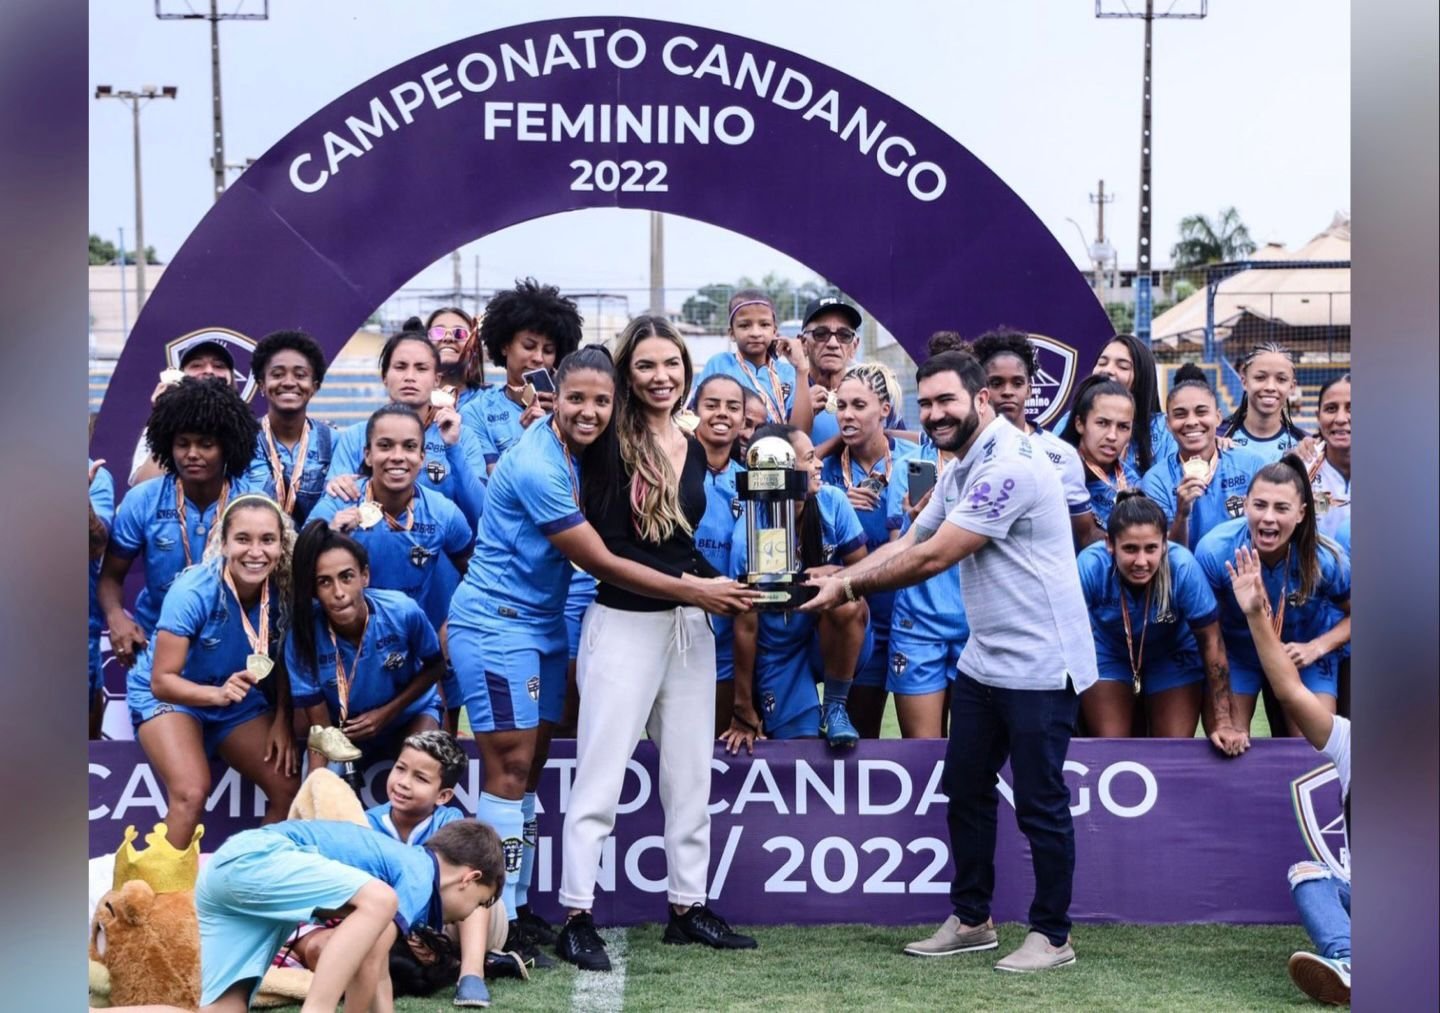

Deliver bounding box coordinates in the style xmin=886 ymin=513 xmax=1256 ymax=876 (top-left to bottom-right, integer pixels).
xmin=422 ymin=306 xmax=486 ymax=416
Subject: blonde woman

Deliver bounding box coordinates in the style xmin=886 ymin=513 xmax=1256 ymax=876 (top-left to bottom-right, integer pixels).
xmin=557 ymin=316 xmax=757 ymax=971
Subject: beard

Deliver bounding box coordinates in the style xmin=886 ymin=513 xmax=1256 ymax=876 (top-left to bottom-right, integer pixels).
xmin=926 ymin=407 xmax=980 ymax=452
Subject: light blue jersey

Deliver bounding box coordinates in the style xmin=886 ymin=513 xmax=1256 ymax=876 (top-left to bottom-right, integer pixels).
xmin=366 ymin=801 xmax=465 ymax=847
xmin=90 ymin=462 xmax=117 ymax=695
xmin=243 ymin=418 xmax=336 ymax=527
xmin=108 ymin=474 xmax=249 ymax=634
xmin=696 ymin=350 xmax=797 ymax=422
xmin=287 ymin=588 xmax=442 ymax=728
xmin=1220 ymin=420 xmax=1305 ymax=464
xmin=460 ymin=385 xmax=526 ymax=467
xmin=1077 ymin=541 xmax=1218 ymax=693
xmin=698 ymin=459 xmax=744 ymax=682
xmin=1082 ymin=458 xmax=1144 ymax=530
xmin=308 ymin=483 xmax=472 ymax=632
xmin=327 ymin=416 xmax=487 ymax=525
xmin=1140 ymin=446 xmax=1267 ymax=551
xmin=1195 ymin=517 xmax=1351 ymax=695
xmin=1053 ymin=408 xmax=1175 ymax=476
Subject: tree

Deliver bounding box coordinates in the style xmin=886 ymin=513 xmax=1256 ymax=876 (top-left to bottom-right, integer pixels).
xmin=680 ymin=273 xmax=836 ymax=328
xmin=88 ymin=233 xmax=162 ymax=265
xmin=1170 ymin=207 xmax=1256 ymax=268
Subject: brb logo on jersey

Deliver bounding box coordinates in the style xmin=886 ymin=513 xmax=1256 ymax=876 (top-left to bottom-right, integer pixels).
xmin=1025 ymin=333 xmax=1079 ymax=429
xmin=1291 ymin=763 xmax=1349 ymax=879
xmin=164 ymin=327 xmax=259 ymax=402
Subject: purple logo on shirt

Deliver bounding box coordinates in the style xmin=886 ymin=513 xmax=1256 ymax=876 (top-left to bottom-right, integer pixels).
xmin=966 ymin=478 xmax=1016 ymax=519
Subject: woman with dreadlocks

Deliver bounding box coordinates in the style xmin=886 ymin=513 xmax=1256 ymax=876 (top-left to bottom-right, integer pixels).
xmin=1219 ymin=342 xmax=1311 ymax=463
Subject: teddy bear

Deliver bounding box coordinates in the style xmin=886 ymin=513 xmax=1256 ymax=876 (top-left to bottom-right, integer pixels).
xmin=88 ymin=878 xmax=200 ymax=1011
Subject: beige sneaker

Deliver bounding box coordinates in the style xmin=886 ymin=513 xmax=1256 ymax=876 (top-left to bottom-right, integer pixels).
xmin=903 ymin=915 xmax=998 ymax=956
xmin=308 ymin=724 xmax=362 ymax=763
xmin=994 ymin=930 xmax=1076 ymax=972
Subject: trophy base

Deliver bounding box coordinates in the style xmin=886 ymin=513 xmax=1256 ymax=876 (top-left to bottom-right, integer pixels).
xmin=745 ymin=578 xmax=819 ymax=612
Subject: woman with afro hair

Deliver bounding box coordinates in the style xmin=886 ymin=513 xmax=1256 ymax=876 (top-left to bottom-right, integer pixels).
xmin=99 ymin=377 xmax=260 ymax=671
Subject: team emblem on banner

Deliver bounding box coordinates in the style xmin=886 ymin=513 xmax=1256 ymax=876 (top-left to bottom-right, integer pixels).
xmin=1290 ymin=763 xmax=1349 ymax=879
xmin=163 ymin=327 xmax=259 ymax=402
xmin=1024 ymin=333 xmax=1079 ymax=428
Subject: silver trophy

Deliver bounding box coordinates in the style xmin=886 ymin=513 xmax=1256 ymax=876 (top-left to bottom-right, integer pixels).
xmin=737 ymin=436 xmax=819 ymax=611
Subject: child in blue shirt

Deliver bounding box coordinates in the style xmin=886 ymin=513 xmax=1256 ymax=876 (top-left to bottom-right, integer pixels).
xmin=89 ymin=457 xmax=116 ymax=737
xmin=287 ymin=523 xmax=446 ymax=769
xmin=196 ymin=816 xmax=503 ymax=1010
xmin=693 ymin=288 xmax=813 ymax=433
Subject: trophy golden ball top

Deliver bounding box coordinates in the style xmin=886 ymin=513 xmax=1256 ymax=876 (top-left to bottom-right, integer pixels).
xmin=747 ymin=436 xmax=796 ymax=471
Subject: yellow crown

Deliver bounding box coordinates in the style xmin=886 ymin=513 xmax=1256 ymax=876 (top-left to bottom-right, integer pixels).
xmin=112 ymin=823 xmax=204 ymax=894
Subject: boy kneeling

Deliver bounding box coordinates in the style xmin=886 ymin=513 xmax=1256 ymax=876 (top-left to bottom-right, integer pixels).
xmin=197 ymin=817 xmax=502 ymax=1012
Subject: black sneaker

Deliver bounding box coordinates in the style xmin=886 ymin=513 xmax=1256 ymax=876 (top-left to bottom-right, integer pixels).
xmin=515 ymin=904 xmax=558 ymax=947
xmin=483 ymin=949 xmax=530 ymax=981
xmin=662 ymin=903 xmax=758 ymax=950
xmin=555 ymin=912 xmax=612 ymax=972
xmin=506 ymin=919 xmax=555 ymax=970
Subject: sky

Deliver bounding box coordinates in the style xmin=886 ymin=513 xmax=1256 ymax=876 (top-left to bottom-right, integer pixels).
xmin=88 ymin=0 xmax=1350 ymax=305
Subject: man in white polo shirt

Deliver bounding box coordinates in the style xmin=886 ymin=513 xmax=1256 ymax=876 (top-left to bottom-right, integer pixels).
xmin=805 ymin=350 xmax=1097 ymax=972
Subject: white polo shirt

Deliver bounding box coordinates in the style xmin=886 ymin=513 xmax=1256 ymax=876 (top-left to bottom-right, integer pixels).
xmin=915 ymin=416 xmax=1098 ymax=692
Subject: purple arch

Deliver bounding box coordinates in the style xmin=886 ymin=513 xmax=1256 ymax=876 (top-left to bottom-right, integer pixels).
xmin=92 ymin=16 xmax=1109 ymax=465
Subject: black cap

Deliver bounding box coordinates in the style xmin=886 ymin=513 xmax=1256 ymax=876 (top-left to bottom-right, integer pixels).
xmin=801 ymin=297 xmax=862 ymax=331
xmin=179 ymin=339 xmax=236 ymax=371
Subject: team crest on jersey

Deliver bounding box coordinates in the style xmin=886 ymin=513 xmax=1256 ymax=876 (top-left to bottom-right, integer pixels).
xmin=522 ymin=818 xmax=539 ymax=848
xmin=502 ymin=836 xmax=524 ymax=873
xmin=1291 ymin=763 xmax=1349 ymax=879
xmin=425 ymin=460 xmax=448 ymax=483
xmin=891 ymin=652 xmax=908 ymax=675
xmin=383 ymin=652 xmax=406 ymax=671
xmin=762 ymin=691 xmax=776 ymax=715
xmin=1225 ymin=495 xmax=1245 ymax=517
xmin=526 ymin=676 xmax=540 ymax=701
xmin=409 ymin=546 xmax=433 ymax=568
xmin=730 ymin=496 xmax=743 ymax=519
xmin=1153 ymin=607 xmax=1176 ymax=625
xmin=1024 ymin=333 xmax=1079 ymax=429
xmin=780 ymin=382 xmax=793 ymax=401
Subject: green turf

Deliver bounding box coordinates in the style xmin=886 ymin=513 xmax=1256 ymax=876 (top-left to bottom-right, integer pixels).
xmin=391 ymin=922 xmax=1315 ymax=1011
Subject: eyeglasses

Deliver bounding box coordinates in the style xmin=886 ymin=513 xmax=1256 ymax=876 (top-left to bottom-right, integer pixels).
xmin=429 ymin=325 xmax=471 ymax=345
xmin=805 ymin=327 xmax=857 ymax=346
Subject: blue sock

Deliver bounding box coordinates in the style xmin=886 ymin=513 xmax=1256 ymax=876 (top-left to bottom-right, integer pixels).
xmin=476 ymin=791 xmax=525 ymax=920
xmin=515 ymin=791 xmax=538 ymax=911
xmin=822 ymin=677 xmax=852 ymax=707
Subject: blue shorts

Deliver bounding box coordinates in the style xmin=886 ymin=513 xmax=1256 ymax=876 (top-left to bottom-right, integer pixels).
xmin=450 ymin=621 xmax=567 ymax=733
xmin=755 ymin=619 xmax=874 ymax=735
xmin=713 ymin=616 xmax=734 ymax=683
xmin=886 ymin=631 xmax=963 ymax=696
xmin=1230 ymin=655 xmax=1339 ymax=698
xmin=127 ymin=664 xmax=270 ymax=757
xmin=565 ymin=570 xmax=597 ymax=662
xmin=1096 ymin=650 xmax=1204 ymax=695
xmin=767 ymin=706 xmax=820 ymax=740
xmin=89 ymin=636 xmax=104 ymax=697
xmin=439 ymin=664 xmax=462 ymax=713
xmin=196 ymin=828 xmax=374 ymax=1006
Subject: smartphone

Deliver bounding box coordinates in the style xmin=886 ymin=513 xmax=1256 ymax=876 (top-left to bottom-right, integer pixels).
xmin=907 ymin=459 xmax=938 ymax=504
xmin=522 ymin=367 xmax=557 ymax=395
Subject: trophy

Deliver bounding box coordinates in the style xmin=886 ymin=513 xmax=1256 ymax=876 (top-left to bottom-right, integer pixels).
xmin=737 ymin=436 xmax=819 ymax=611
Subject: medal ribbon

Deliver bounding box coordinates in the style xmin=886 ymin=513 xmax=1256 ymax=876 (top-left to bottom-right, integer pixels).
xmin=840 ymin=444 xmax=893 ymax=491
xmin=1181 ymin=449 xmax=1221 ymax=488
xmin=736 ymin=356 xmax=787 ymax=423
xmin=175 ymin=479 xmax=230 ymax=568
xmin=364 ymin=481 xmax=415 ymax=531
xmin=261 ymin=417 xmax=310 ymax=516
xmin=1263 ymin=548 xmax=1292 ymax=638
xmin=1083 ymin=456 xmax=1129 ymax=493
xmin=327 ymin=608 xmax=369 ymax=722
xmin=222 ymin=565 xmax=271 ymax=660
xmin=550 ymin=418 xmax=582 ymax=508
xmin=1118 ymin=581 xmax=1153 ymax=696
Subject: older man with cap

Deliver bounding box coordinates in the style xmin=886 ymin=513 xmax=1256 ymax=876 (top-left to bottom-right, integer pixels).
xmin=128 ymin=340 xmax=239 ymax=486
xmin=801 ymin=298 xmax=911 ymax=449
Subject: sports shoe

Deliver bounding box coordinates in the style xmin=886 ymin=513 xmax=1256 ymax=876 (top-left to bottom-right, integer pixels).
xmin=819 ymin=701 xmax=859 ymax=748
xmin=903 ymin=915 xmax=998 ymax=956
xmin=483 ymin=949 xmax=530 ymax=981
xmin=555 ymin=912 xmax=611 ymax=972
xmin=507 ymin=920 xmax=554 ymax=970
xmin=452 ymin=974 xmax=490 ymax=1007
xmin=516 ymin=904 xmax=558 ymax=947
xmin=994 ymin=930 xmax=1076 ymax=972
xmin=307 ymin=724 xmax=361 ymax=763
xmin=662 ymin=903 xmax=758 ymax=949
xmin=1288 ymin=951 xmax=1351 ymax=1005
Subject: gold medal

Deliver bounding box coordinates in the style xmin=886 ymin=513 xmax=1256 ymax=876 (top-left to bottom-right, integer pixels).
xmin=246 ymin=653 xmax=274 ymax=681
xmin=825 ymin=391 xmax=838 ymax=414
xmin=159 ymin=368 xmax=185 ymax=385
xmin=1314 ymin=490 xmax=1331 ymax=517
xmin=675 ymin=410 xmax=701 ymax=434
xmin=430 ymin=388 xmax=455 ymax=409
xmin=357 ymin=502 xmax=383 ymax=529
xmin=1182 ymin=457 xmax=1216 ymax=483
xmin=521 ymin=382 xmax=537 ymax=407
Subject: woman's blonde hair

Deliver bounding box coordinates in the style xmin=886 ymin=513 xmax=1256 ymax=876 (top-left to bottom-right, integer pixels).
xmin=840 ymin=361 xmax=901 ymax=409
xmin=204 ymin=494 xmax=297 ymax=637
xmin=610 ymin=315 xmax=695 ymax=544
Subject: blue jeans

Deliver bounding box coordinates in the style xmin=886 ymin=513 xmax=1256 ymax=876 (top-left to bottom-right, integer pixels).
xmin=943 ymin=672 xmax=1079 ymax=946
xmin=1289 ymin=862 xmax=1351 ymax=960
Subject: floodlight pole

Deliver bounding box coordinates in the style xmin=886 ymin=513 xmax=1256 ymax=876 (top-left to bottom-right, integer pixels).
xmin=94 ymin=87 xmax=177 ymax=309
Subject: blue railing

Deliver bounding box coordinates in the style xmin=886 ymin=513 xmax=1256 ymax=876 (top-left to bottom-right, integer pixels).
xmin=1218 ymin=357 xmax=1245 ymax=409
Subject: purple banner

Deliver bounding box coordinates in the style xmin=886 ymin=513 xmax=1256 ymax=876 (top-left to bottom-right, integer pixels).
xmin=89 ymin=738 xmax=1342 ymax=925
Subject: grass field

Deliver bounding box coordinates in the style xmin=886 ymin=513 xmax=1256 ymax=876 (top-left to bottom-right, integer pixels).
xmin=390 ymin=922 xmax=1316 ymax=1011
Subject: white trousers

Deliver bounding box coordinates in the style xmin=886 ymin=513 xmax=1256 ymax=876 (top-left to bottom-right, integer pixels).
xmin=559 ymin=602 xmax=716 ymax=910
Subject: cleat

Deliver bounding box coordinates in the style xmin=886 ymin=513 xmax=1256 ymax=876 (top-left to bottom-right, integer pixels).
xmin=819 ymin=702 xmax=859 ymax=748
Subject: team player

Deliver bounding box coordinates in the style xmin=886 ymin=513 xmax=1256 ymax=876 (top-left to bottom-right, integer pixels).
xmin=1219 ymin=343 xmax=1310 ymax=463
xmin=195 ymin=817 xmax=503 ymax=1012
xmin=1054 ymin=333 xmax=1174 ymax=476
xmin=244 ymin=330 xmax=335 ymax=527
xmin=691 ymin=374 xmax=748 ymax=734
xmin=286 ymin=523 xmax=445 ymax=769
xmin=1058 ymin=376 xmax=1140 ymax=529
xmin=1302 ymin=373 xmax=1352 ymax=541
xmin=734 ymin=388 xmax=768 ymax=462
xmin=1141 ymin=364 xmax=1267 ymax=551
xmin=1196 ymin=455 xmax=1351 ymax=736
xmin=89 ymin=456 xmax=116 ymax=738
xmin=126 ymin=494 xmax=299 ymax=851
xmin=100 ymin=379 xmax=259 ymax=672
xmin=1076 ymin=492 xmax=1248 ymax=748
xmin=972 ymin=330 xmax=1098 ymax=546
xmin=820 ymin=362 xmax=917 ymax=739
xmin=693 ymin=289 xmax=813 ymax=432
xmin=420 ymin=306 xmax=485 ymax=414
xmin=723 ymin=424 xmax=872 ymax=749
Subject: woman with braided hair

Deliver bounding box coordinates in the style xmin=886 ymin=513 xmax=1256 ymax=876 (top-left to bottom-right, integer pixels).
xmin=1219 ymin=342 xmax=1310 ymax=463
xmin=99 ymin=377 xmax=259 ymax=672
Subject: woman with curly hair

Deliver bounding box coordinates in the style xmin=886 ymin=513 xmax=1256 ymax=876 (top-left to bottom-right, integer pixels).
xmin=243 ymin=329 xmax=334 ymax=527
xmin=126 ymin=493 xmax=300 ymax=849
xmin=99 ymin=378 xmax=259 ymax=671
